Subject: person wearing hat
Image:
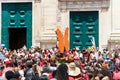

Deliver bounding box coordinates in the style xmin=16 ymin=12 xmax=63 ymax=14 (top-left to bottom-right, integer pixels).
xmin=68 ymin=62 xmax=82 ymax=80
xmin=1 ymin=59 xmax=13 ymax=80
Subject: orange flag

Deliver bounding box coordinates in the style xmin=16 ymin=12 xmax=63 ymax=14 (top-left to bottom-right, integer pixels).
xmin=56 ymin=27 xmax=69 ymax=53
xmin=56 ymin=28 xmax=64 ymax=53
xmin=64 ymin=27 xmax=69 ymax=52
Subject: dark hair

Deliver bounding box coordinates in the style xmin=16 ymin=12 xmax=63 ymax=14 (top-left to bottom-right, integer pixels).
xmin=50 ymin=62 xmax=56 ymax=67
xmin=100 ymin=68 xmax=112 ymax=80
xmin=26 ymin=60 xmax=33 ymax=68
xmin=56 ymin=64 xmax=69 ymax=80
xmin=52 ymin=70 xmax=57 ymax=78
xmin=5 ymin=71 xmax=15 ymax=80
xmin=10 ymin=78 xmax=17 ymax=80
xmin=14 ymin=71 xmax=20 ymax=79
xmin=42 ymin=66 xmax=50 ymax=73
xmin=39 ymin=75 xmax=48 ymax=80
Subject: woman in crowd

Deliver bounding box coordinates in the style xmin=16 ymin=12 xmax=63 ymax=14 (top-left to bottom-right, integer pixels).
xmin=55 ymin=63 xmax=74 ymax=80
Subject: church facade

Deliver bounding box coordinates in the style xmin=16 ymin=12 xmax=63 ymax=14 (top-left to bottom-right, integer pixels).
xmin=0 ymin=0 xmax=119 ymax=51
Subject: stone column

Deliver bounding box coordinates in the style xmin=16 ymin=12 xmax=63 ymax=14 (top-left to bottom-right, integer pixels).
xmin=111 ymin=0 xmax=120 ymax=32
xmin=32 ymin=0 xmax=42 ymax=47
xmin=40 ymin=0 xmax=58 ymax=49
xmin=108 ymin=0 xmax=120 ymax=50
xmin=44 ymin=0 xmax=58 ymax=30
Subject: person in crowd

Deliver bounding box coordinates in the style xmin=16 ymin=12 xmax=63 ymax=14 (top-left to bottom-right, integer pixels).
xmin=49 ymin=62 xmax=57 ymax=72
xmin=55 ymin=63 xmax=74 ymax=80
xmin=39 ymin=75 xmax=48 ymax=80
xmin=50 ymin=70 xmax=57 ymax=80
xmin=40 ymin=61 xmax=53 ymax=80
xmin=97 ymin=68 xmax=112 ymax=80
xmin=14 ymin=71 xmax=22 ymax=80
xmin=24 ymin=60 xmax=37 ymax=80
xmin=2 ymin=59 xmax=13 ymax=80
xmin=5 ymin=71 xmax=16 ymax=80
xmin=0 ymin=45 xmax=120 ymax=80
xmin=113 ymin=66 xmax=120 ymax=80
xmin=0 ymin=64 xmax=4 ymax=76
xmin=68 ymin=62 xmax=82 ymax=80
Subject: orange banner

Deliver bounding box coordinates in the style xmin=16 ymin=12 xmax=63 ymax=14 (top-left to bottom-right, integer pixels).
xmin=56 ymin=27 xmax=69 ymax=53
xmin=64 ymin=27 xmax=69 ymax=52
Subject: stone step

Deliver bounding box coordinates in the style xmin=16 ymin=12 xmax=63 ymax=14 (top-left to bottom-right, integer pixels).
xmin=110 ymin=33 xmax=120 ymax=40
xmin=42 ymin=35 xmax=56 ymax=37
xmin=43 ymin=32 xmax=56 ymax=35
xmin=40 ymin=37 xmax=57 ymax=42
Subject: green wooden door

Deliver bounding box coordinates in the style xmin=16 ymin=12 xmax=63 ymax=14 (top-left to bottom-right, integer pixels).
xmin=70 ymin=11 xmax=99 ymax=50
xmin=2 ymin=3 xmax=32 ymax=49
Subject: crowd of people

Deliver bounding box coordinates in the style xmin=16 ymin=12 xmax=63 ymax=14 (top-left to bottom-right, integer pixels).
xmin=0 ymin=45 xmax=120 ymax=80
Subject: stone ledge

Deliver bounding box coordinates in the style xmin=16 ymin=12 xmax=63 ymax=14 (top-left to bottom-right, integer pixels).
xmin=58 ymin=0 xmax=109 ymax=2
xmin=109 ymin=33 xmax=120 ymax=40
xmin=108 ymin=33 xmax=120 ymax=50
xmin=58 ymin=0 xmax=110 ymax=10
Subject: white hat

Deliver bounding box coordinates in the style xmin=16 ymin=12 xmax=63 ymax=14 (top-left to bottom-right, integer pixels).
xmin=68 ymin=62 xmax=81 ymax=76
xmin=75 ymin=47 xmax=80 ymax=50
xmin=4 ymin=58 xmax=9 ymax=62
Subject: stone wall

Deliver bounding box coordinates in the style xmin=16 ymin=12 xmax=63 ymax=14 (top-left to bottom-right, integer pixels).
xmin=1 ymin=0 xmax=120 ymax=50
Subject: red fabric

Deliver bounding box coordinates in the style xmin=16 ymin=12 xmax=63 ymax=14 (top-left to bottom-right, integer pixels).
xmin=5 ymin=61 xmax=11 ymax=65
xmin=48 ymin=73 xmax=53 ymax=80
xmin=69 ymin=76 xmax=75 ymax=80
xmin=69 ymin=74 xmax=81 ymax=80
xmin=83 ymin=73 xmax=89 ymax=80
xmin=40 ymin=62 xmax=44 ymax=67
xmin=0 ymin=71 xmax=2 ymax=76
xmin=113 ymin=72 xmax=120 ymax=80
xmin=80 ymin=63 xmax=84 ymax=68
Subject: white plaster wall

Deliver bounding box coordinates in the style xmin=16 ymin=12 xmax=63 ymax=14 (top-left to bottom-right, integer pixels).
xmin=111 ymin=0 xmax=120 ymax=33
xmin=41 ymin=0 xmax=58 ymax=30
xmin=108 ymin=0 xmax=120 ymax=50
xmin=99 ymin=9 xmax=111 ymax=50
xmin=39 ymin=0 xmax=58 ymax=49
xmin=32 ymin=2 xmax=42 ymax=47
xmin=59 ymin=11 xmax=69 ymax=32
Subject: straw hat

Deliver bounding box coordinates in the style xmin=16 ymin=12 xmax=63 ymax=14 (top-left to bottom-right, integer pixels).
xmin=68 ymin=62 xmax=81 ymax=76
